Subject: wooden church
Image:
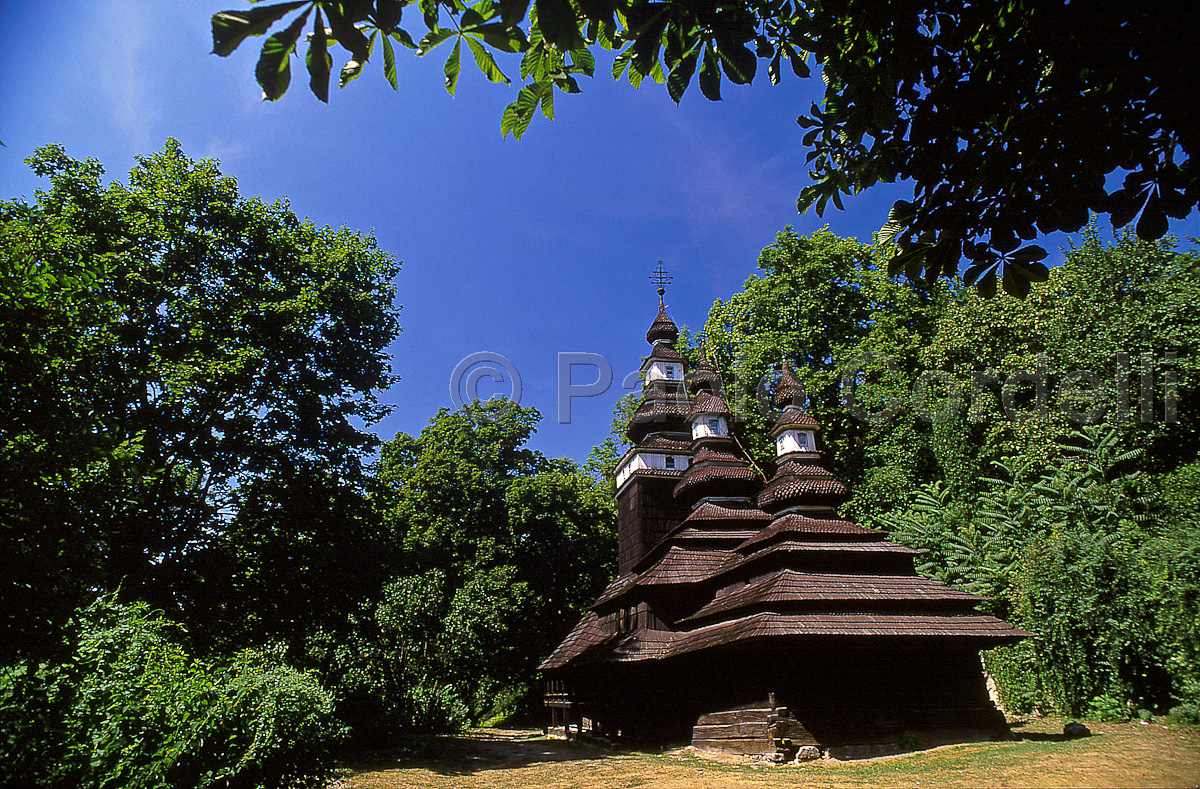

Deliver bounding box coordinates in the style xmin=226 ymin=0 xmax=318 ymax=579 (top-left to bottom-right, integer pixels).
xmin=541 ymin=278 xmax=1029 ymax=759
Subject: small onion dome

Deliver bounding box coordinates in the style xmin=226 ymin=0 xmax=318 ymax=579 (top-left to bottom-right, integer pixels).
xmin=774 ymin=360 xmax=806 ymax=408
xmin=689 ymin=391 xmax=732 ymax=419
xmin=688 ymin=351 xmax=722 ymax=395
xmin=646 ymin=305 xmax=679 ymax=345
xmin=673 ymin=447 xmax=759 ymax=507
xmin=756 ymin=457 xmax=850 ymax=513
xmin=770 ymin=405 xmax=822 ymax=435
xmin=626 ymin=397 xmax=692 ymax=442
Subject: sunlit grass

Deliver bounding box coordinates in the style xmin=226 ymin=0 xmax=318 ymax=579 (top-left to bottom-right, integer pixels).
xmin=345 ymin=718 xmax=1200 ymax=789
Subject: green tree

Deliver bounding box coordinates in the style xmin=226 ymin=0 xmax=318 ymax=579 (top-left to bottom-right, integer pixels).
xmin=375 ymin=400 xmax=617 ymax=723
xmin=185 ymin=468 xmax=397 ymax=656
xmin=211 ymin=1 xmax=1195 ymax=295
xmin=701 ymin=226 xmax=942 ymax=507
xmin=0 ymin=140 xmax=401 ymax=661
xmin=922 ymin=228 xmax=1200 ymax=475
xmin=884 ymin=427 xmax=1172 ymax=717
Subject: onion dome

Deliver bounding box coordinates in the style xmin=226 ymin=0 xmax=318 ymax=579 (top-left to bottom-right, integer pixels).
xmin=626 ymin=397 xmax=691 ymax=442
xmin=769 ymin=379 xmax=821 ymax=457
xmin=689 ymin=391 xmax=732 ymax=419
xmin=646 ymin=305 xmax=679 ymax=345
xmin=756 ymin=457 xmax=849 ymax=514
xmin=774 ymin=360 xmax=806 ymax=408
xmin=673 ymin=447 xmax=759 ymax=508
xmin=688 ymin=391 xmax=734 ymax=445
xmin=770 ymin=405 xmax=822 ymax=434
xmin=627 ymin=308 xmax=691 ymax=441
xmin=688 ymin=349 xmax=722 ymax=395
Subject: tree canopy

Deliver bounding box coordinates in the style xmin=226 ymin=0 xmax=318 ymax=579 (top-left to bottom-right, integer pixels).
xmin=691 ymin=225 xmax=1200 ymax=717
xmin=0 ymin=140 xmax=402 ymax=660
xmin=212 ymin=1 xmax=1196 ymax=296
xmin=2 ymin=143 xmax=622 ymax=783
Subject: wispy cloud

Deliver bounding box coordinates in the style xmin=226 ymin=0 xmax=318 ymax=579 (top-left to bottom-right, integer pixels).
xmin=655 ymin=98 xmax=805 ymax=233
xmin=95 ymin=0 xmax=157 ymax=151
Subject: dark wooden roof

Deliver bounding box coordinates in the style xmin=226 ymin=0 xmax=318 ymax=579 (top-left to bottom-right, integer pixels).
xmin=666 ymin=612 xmax=1030 ymax=658
xmin=771 ymin=405 xmax=822 ymax=432
xmin=735 ymin=514 xmax=883 ymax=552
xmin=539 ymin=611 xmax=616 ymax=669
xmin=619 ymin=468 xmax=685 ymax=487
xmin=681 ymin=501 xmax=774 ymax=526
xmin=647 ymin=344 xmax=685 ymax=362
xmin=757 ymin=458 xmax=850 ymax=512
xmin=688 ymin=354 xmax=721 ymax=395
xmin=633 ymin=435 xmax=693 ymax=453
xmin=637 ymin=546 xmax=730 ymax=585
xmin=774 ymin=361 xmax=806 ymax=408
xmin=683 ymin=569 xmax=985 ymax=623
xmin=626 ymin=396 xmax=692 ymax=442
xmin=722 ymin=539 xmax=922 ymax=575
xmin=689 ymin=391 xmax=732 ymax=418
xmin=673 ymin=460 xmax=758 ymax=505
xmin=592 ymin=574 xmax=640 ymax=607
xmin=541 ymin=608 xmax=1030 ymax=669
xmin=646 ymin=306 xmax=679 ymax=344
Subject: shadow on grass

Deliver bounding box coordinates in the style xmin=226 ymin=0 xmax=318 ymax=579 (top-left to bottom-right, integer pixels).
xmin=348 ymin=729 xmax=618 ymax=777
xmin=1006 ymin=719 xmax=1098 ymax=743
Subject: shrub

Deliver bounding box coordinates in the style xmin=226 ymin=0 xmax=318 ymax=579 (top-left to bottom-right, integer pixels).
xmin=0 ymin=598 xmax=345 ymax=789
xmin=983 ymin=642 xmax=1053 ymax=715
xmin=1085 ymin=694 xmax=1131 ymax=723
xmin=1167 ymin=703 xmax=1200 ymax=725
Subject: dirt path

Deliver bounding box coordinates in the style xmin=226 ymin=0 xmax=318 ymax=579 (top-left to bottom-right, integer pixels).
xmin=344 ymin=720 xmax=1200 ymax=789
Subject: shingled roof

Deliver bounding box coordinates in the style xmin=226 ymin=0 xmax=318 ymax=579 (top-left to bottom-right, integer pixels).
xmin=673 ymin=451 xmax=759 ymax=506
xmin=542 ymin=607 xmax=1029 ymax=670
xmin=664 ymin=612 xmax=1029 ymax=659
xmin=689 ymin=391 xmax=732 ymax=418
xmin=774 ymin=361 xmax=806 ymax=408
xmin=626 ymin=397 xmax=692 ymax=442
xmin=757 ymin=459 xmax=850 ymax=513
xmin=682 ymin=569 xmax=985 ymax=624
xmin=647 ymin=344 xmax=685 ymax=362
xmin=681 ymin=501 xmax=774 ymax=526
xmin=688 ymin=350 xmax=722 ymax=395
xmin=734 ymin=513 xmax=884 ymax=552
xmin=634 ymin=435 xmax=694 ymax=453
xmin=772 ymin=405 xmax=822 ymax=433
xmin=646 ymin=305 xmax=679 ymax=344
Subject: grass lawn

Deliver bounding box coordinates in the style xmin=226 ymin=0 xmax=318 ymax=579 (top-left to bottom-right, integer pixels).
xmin=343 ymin=718 xmax=1200 ymax=788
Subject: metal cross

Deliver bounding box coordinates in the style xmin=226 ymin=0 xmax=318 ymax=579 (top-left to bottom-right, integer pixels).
xmin=649 ymin=260 xmax=672 ymax=304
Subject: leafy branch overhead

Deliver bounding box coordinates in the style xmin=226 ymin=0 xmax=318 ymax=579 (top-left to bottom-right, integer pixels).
xmin=213 ymin=1 xmax=1197 ymax=297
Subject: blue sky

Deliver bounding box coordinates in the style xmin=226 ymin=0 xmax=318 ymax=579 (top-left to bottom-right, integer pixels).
xmin=2 ymin=1 xmax=1194 ymax=462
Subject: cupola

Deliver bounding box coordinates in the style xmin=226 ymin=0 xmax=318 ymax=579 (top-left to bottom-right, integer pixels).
xmin=771 ymin=407 xmax=821 ymax=457
xmin=689 ymin=391 xmax=731 ymax=441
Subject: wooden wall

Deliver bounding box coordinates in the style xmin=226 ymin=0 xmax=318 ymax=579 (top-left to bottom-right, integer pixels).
xmin=552 ymin=642 xmax=1007 ymax=754
xmin=617 ymin=476 xmax=688 ymax=574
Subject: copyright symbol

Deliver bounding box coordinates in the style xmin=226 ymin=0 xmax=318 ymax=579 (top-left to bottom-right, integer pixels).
xmin=449 ymin=351 xmax=523 ymax=409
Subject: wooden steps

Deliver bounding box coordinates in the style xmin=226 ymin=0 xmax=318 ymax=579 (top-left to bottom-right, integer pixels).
xmin=691 ymin=698 xmax=816 ymax=756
